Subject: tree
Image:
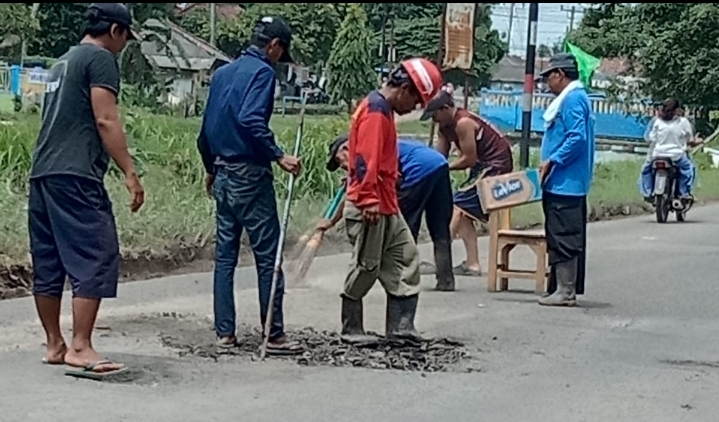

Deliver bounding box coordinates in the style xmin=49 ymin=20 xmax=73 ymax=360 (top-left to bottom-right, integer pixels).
xmin=26 ymin=3 xmax=175 ymax=60
xmin=27 ymin=3 xmax=87 ymax=59
xmin=570 ymin=3 xmax=719 ymax=113
xmin=0 ymin=3 xmax=40 ymax=61
xmin=182 ymin=3 xmax=340 ymax=68
xmin=569 ymin=4 xmax=644 ymax=60
xmin=327 ymin=3 xmax=377 ymax=113
xmin=362 ymin=4 xmax=445 ymax=33
xmin=391 ymin=4 xmax=506 ymax=89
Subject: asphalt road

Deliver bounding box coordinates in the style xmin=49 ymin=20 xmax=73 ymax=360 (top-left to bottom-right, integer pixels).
xmin=1 ymin=204 xmax=719 ymax=422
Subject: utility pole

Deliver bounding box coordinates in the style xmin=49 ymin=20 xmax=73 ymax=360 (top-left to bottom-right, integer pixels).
xmin=520 ymin=3 xmax=539 ymax=169
xmin=209 ymin=3 xmax=216 ymax=47
xmin=507 ymin=3 xmax=515 ymax=51
xmin=388 ymin=4 xmax=395 ymax=68
xmin=560 ymin=5 xmax=586 ymax=34
xmin=20 ymin=3 xmax=41 ymax=69
xmin=378 ymin=4 xmax=388 ymax=84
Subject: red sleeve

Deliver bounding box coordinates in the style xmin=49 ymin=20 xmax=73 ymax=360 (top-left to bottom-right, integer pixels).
xmin=352 ymin=111 xmax=391 ymax=208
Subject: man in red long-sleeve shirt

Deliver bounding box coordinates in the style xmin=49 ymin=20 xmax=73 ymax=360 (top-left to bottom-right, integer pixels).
xmin=340 ymin=58 xmax=443 ymax=344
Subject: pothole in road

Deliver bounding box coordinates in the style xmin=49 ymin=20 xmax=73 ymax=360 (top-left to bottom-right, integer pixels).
xmin=158 ymin=322 xmax=473 ymax=373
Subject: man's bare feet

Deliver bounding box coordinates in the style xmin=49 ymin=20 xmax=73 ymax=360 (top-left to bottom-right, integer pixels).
xmin=453 ymin=261 xmax=482 ymax=277
xmin=43 ymin=340 xmax=68 ymax=365
xmin=64 ymin=347 xmax=124 ymax=373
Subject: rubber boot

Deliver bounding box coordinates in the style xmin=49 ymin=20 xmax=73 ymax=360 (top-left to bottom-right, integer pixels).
xmin=433 ymin=240 xmax=455 ymax=291
xmin=385 ymin=294 xmax=425 ymax=342
xmin=340 ymin=295 xmax=378 ymax=345
xmin=538 ymin=257 xmax=577 ymax=307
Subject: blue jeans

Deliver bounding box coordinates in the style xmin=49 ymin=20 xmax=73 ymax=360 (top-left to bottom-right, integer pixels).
xmin=638 ymin=154 xmax=696 ymax=197
xmin=212 ymin=162 xmax=285 ymax=341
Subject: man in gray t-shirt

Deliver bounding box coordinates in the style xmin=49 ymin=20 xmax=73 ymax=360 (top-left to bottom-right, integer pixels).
xmin=28 ymin=3 xmax=144 ymax=380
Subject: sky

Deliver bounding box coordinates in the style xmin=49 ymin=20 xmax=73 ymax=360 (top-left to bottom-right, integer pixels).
xmin=491 ymin=3 xmax=589 ymax=56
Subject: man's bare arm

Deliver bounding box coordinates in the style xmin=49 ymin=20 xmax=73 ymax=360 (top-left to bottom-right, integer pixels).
xmin=448 ymin=118 xmax=478 ymax=171
xmin=91 ymin=87 xmax=136 ymax=176
xmin=435 ymin=132 xmax=451 ymax=158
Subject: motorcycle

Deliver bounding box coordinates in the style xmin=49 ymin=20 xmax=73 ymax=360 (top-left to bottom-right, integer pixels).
xmin=651 ymin=158 xmax=692 ymax=223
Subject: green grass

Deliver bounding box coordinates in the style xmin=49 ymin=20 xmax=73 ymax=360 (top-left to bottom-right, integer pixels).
xmin=1 ymin=109 xmax=718 ymax=265
xmin=0 ymin=94 xmax=13 ymax=114
xmin=271 ymin=113 xmax=433 ymax=137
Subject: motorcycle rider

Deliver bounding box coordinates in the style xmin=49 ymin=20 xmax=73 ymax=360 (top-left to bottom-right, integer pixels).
xmin=639 ymin=98 xmax=702 ymax=202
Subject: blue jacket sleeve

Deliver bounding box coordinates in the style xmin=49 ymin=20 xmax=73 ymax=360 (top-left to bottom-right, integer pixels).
xmin=549 ymin=94 xmax=588 ymax=168
xmin=236 ymin=67 xmax=284 ymax=162
xmin=197 ymin=113 xmax=214 ymax=175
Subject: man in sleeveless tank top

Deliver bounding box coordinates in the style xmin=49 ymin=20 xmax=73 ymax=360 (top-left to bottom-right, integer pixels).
xmin=421 ymin=90 xmax=513 ymax=277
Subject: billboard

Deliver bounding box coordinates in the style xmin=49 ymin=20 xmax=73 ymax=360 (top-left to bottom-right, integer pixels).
xmin=443 ymin=3 xmax=477 ymax=71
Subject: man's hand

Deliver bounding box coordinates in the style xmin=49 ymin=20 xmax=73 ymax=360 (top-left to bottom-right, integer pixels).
xmin=315 ymin=219 xmax=334 ymax=232
xmin=689 ymin=136 xmax=705 ymax=148
xmin=360 ymin=204 xmax=380 ymax=225
xmin=539 ymin=160 xmax=553 ymax=185
xmin=204 ymin=174 xmax=215 ymax=197
xmin=277 ymin=154 xmax=302 ymax=176
xmin=125 ymin=171 xmax=145 ymax=213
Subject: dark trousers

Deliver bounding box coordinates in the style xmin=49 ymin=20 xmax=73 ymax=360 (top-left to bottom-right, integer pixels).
xmin=397 ymin=165 xmax=454 ymax=280
xmin=542 ymin=191 xmax=587 ymax=295
xmin=29 ymin=175 xmax=120 ymax=299
xmin=212 ymin=162 xmax=284 ymax=340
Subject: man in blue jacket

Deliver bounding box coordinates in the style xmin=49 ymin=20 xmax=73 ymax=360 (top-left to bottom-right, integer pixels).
xmin=537 ymin=53 xmax=595 ymax=307
xmin=197 ymin=16 xmax=303 ymax=354
xmin=320 ymin=135 xmax=456 ymax=291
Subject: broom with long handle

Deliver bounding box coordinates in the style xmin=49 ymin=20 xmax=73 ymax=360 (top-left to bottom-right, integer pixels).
xmin=286 ymin=185 xmax=346 ymax=288
xmin=689 ymin=126 xmax=719 ymax=155
xmin=259 ymin=100 xmax=306 ymax=360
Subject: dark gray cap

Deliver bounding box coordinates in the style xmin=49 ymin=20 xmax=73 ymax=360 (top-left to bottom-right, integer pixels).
xmin=252 ymin=16 xmax=293 ymax=63
xmin=420 ymin=90 xmax=455 ymax=121
xmin=539 ymin=53 xmax=578 ymax=77
xmin=86 ymin=3 xmax=138 ymax=40
xmin=326 ymin=134 xmax=348 ymax=172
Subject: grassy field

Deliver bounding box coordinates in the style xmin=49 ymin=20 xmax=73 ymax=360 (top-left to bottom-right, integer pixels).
xmin=0 ymin=94 xmax=13 ymax=114
xmin=271 ymin=113 xmax=433 ymax=136
xmin=1 ymin=109 xmax=718 ymax=267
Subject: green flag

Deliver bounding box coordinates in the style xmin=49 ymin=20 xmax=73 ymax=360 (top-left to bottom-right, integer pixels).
xmin=564 ymin=41 xmax=601 ymax=89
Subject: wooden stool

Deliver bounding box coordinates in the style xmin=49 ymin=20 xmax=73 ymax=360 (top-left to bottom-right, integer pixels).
xmin=487 ymin=208 xmax=548 ymax=293
xmin=478 ymin=170 xmax=549 ymax=294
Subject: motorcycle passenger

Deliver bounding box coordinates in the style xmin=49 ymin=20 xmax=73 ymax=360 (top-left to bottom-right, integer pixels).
xmin=638 ymin=98 xmax=699 ymax=202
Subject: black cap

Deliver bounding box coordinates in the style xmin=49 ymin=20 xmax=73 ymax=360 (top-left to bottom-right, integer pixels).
xmin=420 ymin=90 xmax=455 ymax=121
xmin=326 ymin=135 xmax=349 ymax=172
xmin=252 ymin=16 xmax=293 ymax=63
xmin=539 ymin=53 xmax=578 ymax=77
xmin=86 ymin=3 xmax=138 ymax=40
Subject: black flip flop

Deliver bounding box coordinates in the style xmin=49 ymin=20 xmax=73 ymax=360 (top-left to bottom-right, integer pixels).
xmin=216 ymin=337 xmax=238 ymax=349
xmin=264 ymin=341 xmax=305 ymax=357
xmin=453 ymin=261 xmax=482 ymax=277
xmin=64 ymin=360 xmax=128 ymax=381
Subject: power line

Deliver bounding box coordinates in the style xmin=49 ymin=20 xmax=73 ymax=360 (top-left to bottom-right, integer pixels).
xmin=559 ymin=5 xmax=587 ymax=33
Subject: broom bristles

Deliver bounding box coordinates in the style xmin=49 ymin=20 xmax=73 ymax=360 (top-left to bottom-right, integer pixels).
xmin=286 ymin=231 xmax=325 ymax=288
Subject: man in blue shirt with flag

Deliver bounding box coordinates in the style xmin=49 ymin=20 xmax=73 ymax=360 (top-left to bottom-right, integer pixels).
xmin=197 ymin=16 xmax=303 ymax=355
xmin=538 ymin=53 xmax=595 ymax=307
xmin=320 ymin=135 xmax=456 ymax=292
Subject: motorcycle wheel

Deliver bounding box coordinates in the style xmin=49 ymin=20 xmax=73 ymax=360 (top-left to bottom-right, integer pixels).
xmin=655 ymin=196 xmax=670 ymax=223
